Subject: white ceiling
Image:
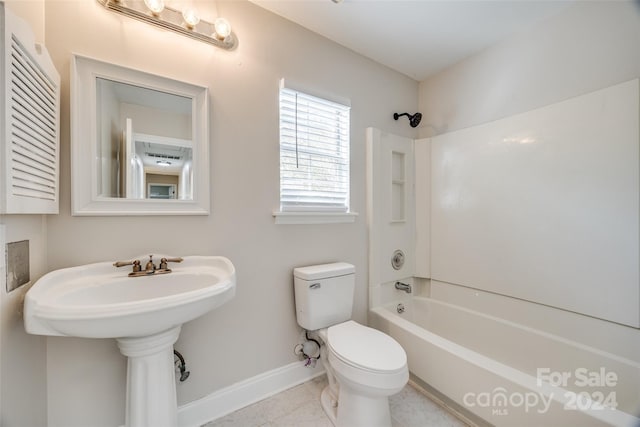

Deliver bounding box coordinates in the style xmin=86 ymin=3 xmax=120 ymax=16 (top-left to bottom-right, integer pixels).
xmin=250 ymin=0 xmax=573 ymax=81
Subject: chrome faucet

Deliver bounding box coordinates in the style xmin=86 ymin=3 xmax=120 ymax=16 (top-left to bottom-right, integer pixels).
xmin=394 ymin=281 xmax=412 ymax=293
xmin=113 ymin=255 xmax=183 ymax=277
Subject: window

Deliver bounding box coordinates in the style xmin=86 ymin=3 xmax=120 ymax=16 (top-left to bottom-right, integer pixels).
xmin=277 ymin=80 xmax=355 ymax=223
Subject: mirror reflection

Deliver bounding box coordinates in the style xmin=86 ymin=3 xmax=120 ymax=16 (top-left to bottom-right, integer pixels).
xmin=96 ymin=78 xmax=193 ymax=200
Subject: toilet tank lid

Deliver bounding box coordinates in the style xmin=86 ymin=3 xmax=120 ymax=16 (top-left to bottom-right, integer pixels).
xmin=293 ymin=262 xmax=355 ymax=280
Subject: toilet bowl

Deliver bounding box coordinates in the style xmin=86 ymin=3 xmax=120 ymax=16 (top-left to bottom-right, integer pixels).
xmin=293 ymin=263 xmax=408 ymax=427
xmin=319 ymin=321 xmax=408 ymax=427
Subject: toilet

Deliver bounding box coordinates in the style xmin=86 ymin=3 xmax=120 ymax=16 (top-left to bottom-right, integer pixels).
xmin=293 ymin=262 xmax=408 ymax=427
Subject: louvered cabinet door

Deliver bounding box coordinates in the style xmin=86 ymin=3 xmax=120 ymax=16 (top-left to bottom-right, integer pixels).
xmin=1 ymin=3 xmax=60 ymax=214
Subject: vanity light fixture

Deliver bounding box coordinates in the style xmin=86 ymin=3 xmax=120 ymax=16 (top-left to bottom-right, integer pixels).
xmin=213 ymin=17 xmax=231 ymax=40
xmin=143 ymin=0 xmax=164 ymax=16
xmin=96 ymin=0 xmax=237 ymax=50
xmin=181 ymin=4 xmax=200 ymax=28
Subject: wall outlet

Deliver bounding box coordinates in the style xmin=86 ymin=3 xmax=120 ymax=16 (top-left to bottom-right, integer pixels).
xmin=6 ymin=240 xmax=30 ymax=292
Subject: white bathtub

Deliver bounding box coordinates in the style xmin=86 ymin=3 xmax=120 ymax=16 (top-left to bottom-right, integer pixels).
xmin=370 ymin=296 xmax=640 ymax=427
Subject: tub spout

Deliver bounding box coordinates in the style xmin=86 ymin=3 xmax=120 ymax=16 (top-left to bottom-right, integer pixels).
xmin=395 ymin=281 xmax=412 ymax=293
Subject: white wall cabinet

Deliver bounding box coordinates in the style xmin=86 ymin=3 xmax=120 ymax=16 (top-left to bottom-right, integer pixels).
xmin=0 ymin=3 xmax=60 ymax=214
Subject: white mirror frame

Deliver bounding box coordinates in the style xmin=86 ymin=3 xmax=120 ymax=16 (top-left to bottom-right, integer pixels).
xmin=71 ymin=54 xmax=210 ymax=215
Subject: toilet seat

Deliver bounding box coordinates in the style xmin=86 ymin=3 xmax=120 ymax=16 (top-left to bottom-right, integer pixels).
xmin=327 ymin=321 xmax=406 ymax=374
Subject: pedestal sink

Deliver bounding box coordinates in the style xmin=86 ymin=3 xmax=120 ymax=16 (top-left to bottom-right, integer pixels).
xmin=24 ymin=255 xmax=236 ymax=427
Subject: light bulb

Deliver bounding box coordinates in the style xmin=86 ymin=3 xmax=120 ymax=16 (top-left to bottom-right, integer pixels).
xmin=213 ymin=17 xmax=231 ymax=40
xmin=182 ymin=7 xmax=200 ymax=28
xmin=143 ymin=0 xmax=165 ymax=15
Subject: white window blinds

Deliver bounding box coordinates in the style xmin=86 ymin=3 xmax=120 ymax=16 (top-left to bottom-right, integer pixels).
xmin=279 ymin=82 xmax=350 ymax=212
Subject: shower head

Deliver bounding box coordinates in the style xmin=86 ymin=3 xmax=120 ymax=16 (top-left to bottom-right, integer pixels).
xmin=393 ymin=112 xmax=422 ymax=128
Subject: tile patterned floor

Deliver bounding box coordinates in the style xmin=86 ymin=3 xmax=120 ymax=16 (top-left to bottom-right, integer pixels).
xmin=203 ymin=375 xmax=469 ymax=427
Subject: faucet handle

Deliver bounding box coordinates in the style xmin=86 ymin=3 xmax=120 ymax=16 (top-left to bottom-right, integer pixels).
xmin=159 ymin=257 xmax=183 ymax=270
xmin=113 ymin=259 xmax=142 ymax=273
xmin=114 ymin=259 xmax=138 ymax=268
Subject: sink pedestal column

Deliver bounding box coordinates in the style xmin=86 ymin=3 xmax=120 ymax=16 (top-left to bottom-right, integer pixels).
xmin=117 ymin=327 xmax=181 ymax=427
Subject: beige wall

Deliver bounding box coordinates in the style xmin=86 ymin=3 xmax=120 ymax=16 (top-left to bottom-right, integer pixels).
xmin=418 ymin=1 xmax=640 ymax=138
xmin=4 ymin=0 xmax=44 ymax=42
xmin=42 ymin=1 xmax=418 ymax=425
xmin=1 ymin=2 xmax=49 ymax=426
xmin=9 ymin=0 xmax=636 ymax=425
xmin=0 ymin=216 xmax=48 ymax=427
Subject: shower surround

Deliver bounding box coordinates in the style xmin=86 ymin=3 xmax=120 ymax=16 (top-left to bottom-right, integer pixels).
xmin=366 ymin=79 xmax=640 ymax=426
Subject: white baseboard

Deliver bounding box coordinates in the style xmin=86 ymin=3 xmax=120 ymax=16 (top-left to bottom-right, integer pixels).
xmin=177 ymin=361 xmax=325 ymax=427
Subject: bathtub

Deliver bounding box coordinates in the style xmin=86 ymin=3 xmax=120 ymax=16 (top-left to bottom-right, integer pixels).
xmin=370 ymin=296 xmax=640 ymax=427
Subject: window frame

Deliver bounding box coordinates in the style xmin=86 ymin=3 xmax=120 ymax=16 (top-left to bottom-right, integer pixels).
xmin=274 ymin=79 xmax=357 ymax=224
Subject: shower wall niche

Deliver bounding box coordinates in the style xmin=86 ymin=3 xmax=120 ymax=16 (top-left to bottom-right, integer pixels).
xmin=366 ymin=127 xmax=431 ymax=293
xmin=391 ymin=151 xmax=406 ymax=222
xmin=366 ymin=128 xmax=427 ymax=292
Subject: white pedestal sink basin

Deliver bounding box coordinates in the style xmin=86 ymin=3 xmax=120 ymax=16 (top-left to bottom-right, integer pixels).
xmin=24 ymin=255 xmax=236 ymax=427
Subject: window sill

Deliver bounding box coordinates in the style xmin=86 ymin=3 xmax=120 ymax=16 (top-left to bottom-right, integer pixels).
xmin=273 ymin=211 xmax=358 ymax=225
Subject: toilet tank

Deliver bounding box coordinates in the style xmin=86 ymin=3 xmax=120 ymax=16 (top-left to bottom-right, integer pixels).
xmin=293 ymin=262 xmax=355 ymax=331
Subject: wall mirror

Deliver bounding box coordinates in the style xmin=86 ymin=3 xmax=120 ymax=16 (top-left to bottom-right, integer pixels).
xmin=71 ymin=54 xmax=209 ymax=215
